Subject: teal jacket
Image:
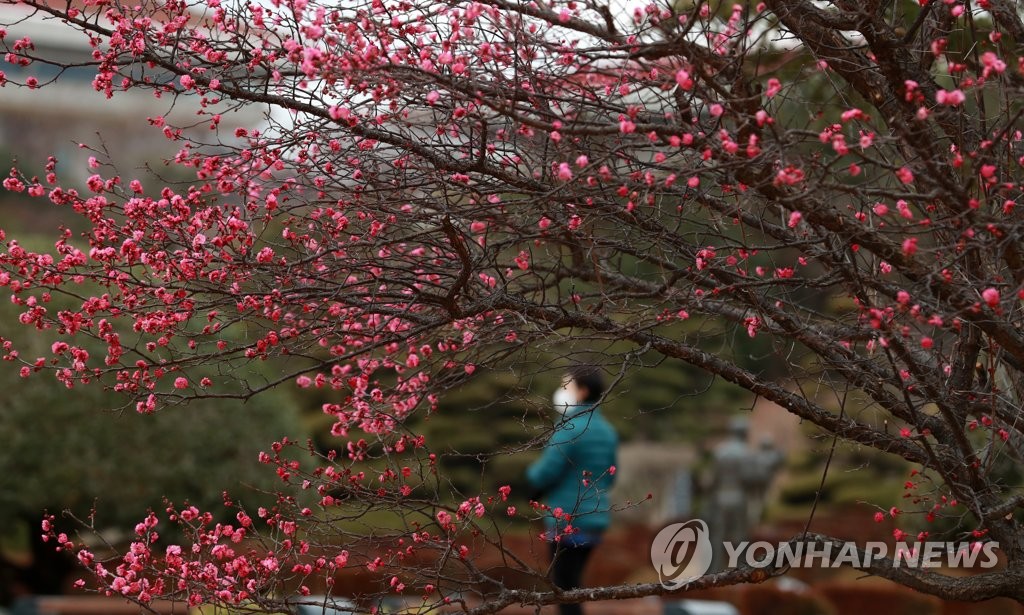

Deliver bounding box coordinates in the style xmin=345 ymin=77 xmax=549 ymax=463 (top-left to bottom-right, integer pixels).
xmin=526 ymin=405 xmax=618 ymax=537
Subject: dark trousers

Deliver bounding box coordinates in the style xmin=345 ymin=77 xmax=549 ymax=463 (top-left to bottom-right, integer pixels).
xmin=549 ymin=541 xmax=595 ymax=615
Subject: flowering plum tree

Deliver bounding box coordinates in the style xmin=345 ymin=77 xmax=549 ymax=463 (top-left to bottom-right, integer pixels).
xmin=3 ymin=0 xmax=1024 ymax=608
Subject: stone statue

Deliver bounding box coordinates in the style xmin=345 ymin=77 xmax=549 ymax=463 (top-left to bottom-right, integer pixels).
xmin=707 ymin=418 xmax=755 ymax=570
xmin=746 ymin=437 xmax=783 ymax=529
xmin=705 ymin=418 xmax=782 ymax=571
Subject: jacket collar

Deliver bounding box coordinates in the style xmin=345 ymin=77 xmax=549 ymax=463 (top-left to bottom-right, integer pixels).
xmin=562 ymin=403 xmax=597 ymax=420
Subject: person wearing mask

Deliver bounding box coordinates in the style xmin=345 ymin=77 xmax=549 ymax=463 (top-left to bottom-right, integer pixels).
xmin=526 ymin=365 xmax=619 ymax=615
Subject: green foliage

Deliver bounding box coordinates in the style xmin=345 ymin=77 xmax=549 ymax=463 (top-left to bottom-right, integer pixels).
xmin=0 ymin=289 xmax=306 ymax=543
xmin=0 ymin=382 xmax=302 ymax=528
xmin=410 ymin=369 xmax=543 ymax=499
xmin=773 ymin=442 xmax=908 ymax=519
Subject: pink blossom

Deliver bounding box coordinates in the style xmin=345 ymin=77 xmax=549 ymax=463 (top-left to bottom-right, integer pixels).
xmin=556 ymin=163 xmax=573 ymax=181
xmin=774 ymin=166 xmax=804 ymax=186
xmin=935 ymin=89 xmax=965 ymax=106
xmin=981 ymin=52 xmax=1007 ymax=77
xmin=840 ymin=109 xmax=861 ymax=122
xmin=903 ymin=81 xmax=919 ymax=101
xmin=674 ymin=69 xmax=692 ymax=90
xmin=328 ymin=106 xmax=351 ymax=121
xmin=436 ymin=510 xmax=452 ymax=529
xmin=256 ymin=247 xmax=275 ymax=263
xmin=173 ymin=377 xmax=188 ymax=389
xmin=982 ymin=287 xmax=1000 ymax=307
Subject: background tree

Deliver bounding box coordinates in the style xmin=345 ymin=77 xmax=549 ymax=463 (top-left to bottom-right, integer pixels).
xmin=0 ymin=294 xmax=305 ymax=604
xmin=2 ymin=0 xmax=1024 ymax=609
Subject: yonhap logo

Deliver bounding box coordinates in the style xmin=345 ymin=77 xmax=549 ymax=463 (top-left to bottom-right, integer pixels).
xmin=650 ymin=519 xmax=713 ymax=589
xmin=650 ymin=518 xmax=1000 ymax=587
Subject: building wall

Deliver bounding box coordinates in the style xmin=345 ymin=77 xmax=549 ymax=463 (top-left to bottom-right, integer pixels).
xmin=0 ymin=8 xmax=263 ymax=185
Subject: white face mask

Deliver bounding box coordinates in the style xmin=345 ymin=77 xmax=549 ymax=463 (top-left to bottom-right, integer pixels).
xmin=552 ymin=387 xmax=576 ymax=416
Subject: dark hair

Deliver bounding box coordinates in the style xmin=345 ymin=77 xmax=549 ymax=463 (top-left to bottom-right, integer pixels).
xmin=565 ymin=364 xmax=605 ymax=404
